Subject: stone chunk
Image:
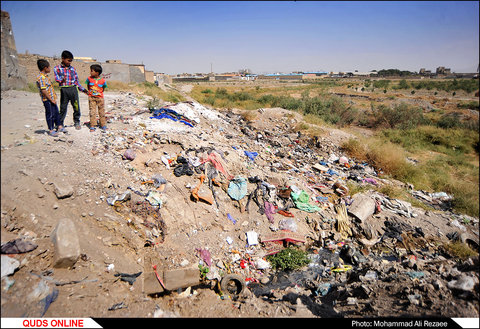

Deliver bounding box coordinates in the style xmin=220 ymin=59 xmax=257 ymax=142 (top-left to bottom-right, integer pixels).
xmin=51 ymin=218 xmax=80 ymax=268
xmin=53 ymin=182 xmax=74 ymax=199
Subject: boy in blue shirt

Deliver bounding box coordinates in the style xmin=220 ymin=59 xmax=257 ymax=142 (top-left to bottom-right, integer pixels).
xmin=53 ymin=50 xmax=88 ymax=130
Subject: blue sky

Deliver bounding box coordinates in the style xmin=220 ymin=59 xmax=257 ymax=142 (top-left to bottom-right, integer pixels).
xmin=1 ymin=1 xmax=479 ymax=74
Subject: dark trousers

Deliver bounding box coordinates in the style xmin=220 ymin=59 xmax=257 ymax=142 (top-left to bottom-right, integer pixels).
xmin=43 ymin=100 xmax=61 ymax=131
xmin=59 ymin=86 xmax=80 ymax=126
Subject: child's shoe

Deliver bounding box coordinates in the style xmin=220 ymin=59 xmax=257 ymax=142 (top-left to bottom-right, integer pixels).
xmin=57 ymin=126 xmax=67 ymax=133
xmin=90 ymin=127 xmax=96 ymax=132
xmin=100 ymin=126 xmax=108 ymax=132
xmin=49 ymin=130 xmax=59 ymax=137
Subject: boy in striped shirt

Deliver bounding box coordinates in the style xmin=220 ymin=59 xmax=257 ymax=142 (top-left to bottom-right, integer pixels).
xmin=36 ymin=59 xmax=62 ymax=137
xmin=53 ymin=50 xmax=88 ymax=130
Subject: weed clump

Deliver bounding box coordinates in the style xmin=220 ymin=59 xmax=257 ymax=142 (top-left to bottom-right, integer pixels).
xmin=267 ymin=247 xmax=310 ymax=271
xmin=442 ymin=241 xmax=478 ymax=260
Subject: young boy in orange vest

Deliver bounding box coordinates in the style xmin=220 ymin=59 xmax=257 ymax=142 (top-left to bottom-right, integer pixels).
xmin=85 ymin=64 xmax=108 ymax=132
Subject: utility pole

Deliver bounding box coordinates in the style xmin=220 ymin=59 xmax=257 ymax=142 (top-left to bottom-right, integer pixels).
xmin=211 ymin=63 xmax=213 ymax=74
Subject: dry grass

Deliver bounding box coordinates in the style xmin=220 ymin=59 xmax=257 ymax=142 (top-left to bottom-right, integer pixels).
xmin=239 ymin=110 xmax=258 ymax=122
xmin=442 ymin=241 xmax=478 ymax=260
xmin=107 ymin=80 xmax=185 ymax=103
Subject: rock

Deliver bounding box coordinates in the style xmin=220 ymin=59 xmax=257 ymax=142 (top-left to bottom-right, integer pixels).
xmin=53 ymin=182 xmax=74 ymax=199
xmin=123 ymin=149 xmax=136 ymax=161
xmin=295 ymin=298 xmax=313 ymax=317
xmin=260 ymin=277 xmax=270 ymax=284
xmin=1 ymin=255 xmax=20 ymax=278
xmin=447 ymin=275 xmax=476 ymax=292
xmin=51 ymin=218 xmax=80 ymax=268
xmin=347 ymin=297 xmax=358 ymax=305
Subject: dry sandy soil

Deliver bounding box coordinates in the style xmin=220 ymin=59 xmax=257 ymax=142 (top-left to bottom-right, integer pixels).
xmin=1 ymin=88 xmax=479 ymax=321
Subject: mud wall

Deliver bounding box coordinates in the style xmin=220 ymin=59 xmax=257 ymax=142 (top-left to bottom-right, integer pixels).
xmin=17 ymin=54 xmax=97 ymax=87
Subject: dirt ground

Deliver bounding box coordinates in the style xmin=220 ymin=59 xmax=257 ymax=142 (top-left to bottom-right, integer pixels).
xmin=1 ymin=88 xmax=479 ymax=320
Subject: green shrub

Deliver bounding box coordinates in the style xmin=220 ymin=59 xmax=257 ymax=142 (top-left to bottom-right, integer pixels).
xmin=457 ymin=101 xmax=479 ymax=111
xmin=146 ymin=96 xmax=161 ymax=109
xmin=370 ymin=103 xmax=426 ymax=129
xmin=267 ymin=247 xmax=310 ymax=271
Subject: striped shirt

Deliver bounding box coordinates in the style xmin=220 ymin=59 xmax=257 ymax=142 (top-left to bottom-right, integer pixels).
xmin=36 ymin=73 xmax=57 ymax=102
xmin=53 ymin=63 xmax=86 ymax=92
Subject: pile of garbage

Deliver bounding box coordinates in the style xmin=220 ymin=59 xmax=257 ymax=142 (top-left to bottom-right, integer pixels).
xmin=84 ymin=98 xmax=478 ymax=311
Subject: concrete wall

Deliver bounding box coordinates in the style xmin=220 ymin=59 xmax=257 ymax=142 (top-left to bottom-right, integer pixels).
xmin=145 ymin=70 xmax=155 ymax=83
xmin=155 ymin=74 xmax=173 ymax=84
xmin=129 ymin=65 xmax=146 ymax=83
xmin=101 ymin=62 xmax=131 ymax=83
xmin=1 ymin=11 xmax=27 ymax=91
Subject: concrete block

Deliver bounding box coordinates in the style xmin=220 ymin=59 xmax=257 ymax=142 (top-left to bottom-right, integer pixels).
xmin=143 ymin=267 xmax=200 ymax=295
xmin=348 ymin=194 xmax=376 ymax=222
xmin=51 ymin=218 xmax=80 ymax=268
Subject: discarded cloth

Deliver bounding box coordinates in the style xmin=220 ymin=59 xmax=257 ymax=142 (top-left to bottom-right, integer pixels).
xmin=152 ymin=174 xmax=167 ymax=189
xmin=201 ymin=151 xmax=233 ymax=180
xmin=114 ymin=272 xmax=142 ymax=285
xmin=150 ymin=108 xmax=196 ymax=127
xmin=174 ymin=163 xmax=194 ymax=177
xmin=41 ymin=288 xmax=59 ymax=317
xmin=227 ymin=176 xmax=248 ymax=201
xmin=362 ymin=178 xmax=378 ymax=185
xmin=196 ymin=248 xmax=212 ymax=266
xmin=291 ymin=190 xmax=321 ymax=213
xmin=1 ymin=239 xmax=38 ymax=254
xmin=373 ymin=193 xmax=416 ymax=218
xmin=264 ymin=201 xmax=276 ymax=223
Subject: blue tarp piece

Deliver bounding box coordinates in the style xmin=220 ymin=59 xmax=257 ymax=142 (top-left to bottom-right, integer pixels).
xmin=244 ymin=151 xmax=258 ymax=161
xmin=150 ymin=108 xmax=195 ymax=127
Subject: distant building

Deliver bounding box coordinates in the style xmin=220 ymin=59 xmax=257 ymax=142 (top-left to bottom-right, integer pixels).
xmin=106 ymin=59 xmax=122 ymax=64
xmin=154 ymin=73 xmax=172 ymax=84
xmin=419 ymin=68 xmax=432 ymax=76
xmin=76 ymin=56 xmax=97 ymax=63
xmin=436 ymin=66 xmax=451 ymax=75
xmin=258 ymin=73 xmax=303 ymax=81
xmin=145 ymin=70 xmax=155 ymax=83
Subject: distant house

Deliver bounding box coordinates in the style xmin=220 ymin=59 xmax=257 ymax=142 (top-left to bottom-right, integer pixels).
xmin=436 ymin=66 xmax=451 ymax=75
xmin=258 ymin=73 xmax=303 ymax=81
xmin=419 ymin=68 xmax=432 ymax=76
xmin=75 ymin=57 xmax=97 ymax=63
